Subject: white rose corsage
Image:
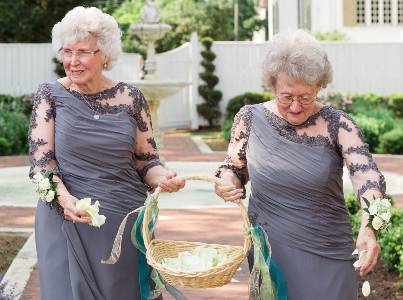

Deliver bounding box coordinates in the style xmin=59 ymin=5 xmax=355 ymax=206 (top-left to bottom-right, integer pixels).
xmin=353 ymin=196 xmax=392 ymax=297
xmin=362 ymin=196 xmax=392 ymax=235
xmin=32 ymin=170 xmax=58 ymax=203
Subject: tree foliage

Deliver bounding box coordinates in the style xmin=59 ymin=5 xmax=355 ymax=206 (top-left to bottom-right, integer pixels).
xmin=0 ymin=0 xmax=94 ymax=42
xmin=105 ymin=0 xmax=264 ymax=54
xmin=0 ymin=0 xmax=264 ymax=54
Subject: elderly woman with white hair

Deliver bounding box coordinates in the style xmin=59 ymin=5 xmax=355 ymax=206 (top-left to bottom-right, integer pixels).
xmin=29 ymin=6 xmax=184 ymax=300
xmin=215 ymin=30 xmax=386 ymax=299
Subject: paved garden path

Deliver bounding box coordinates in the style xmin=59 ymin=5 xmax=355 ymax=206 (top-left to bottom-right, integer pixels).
xmin=0 ymin=131 xmax=402 ymax=299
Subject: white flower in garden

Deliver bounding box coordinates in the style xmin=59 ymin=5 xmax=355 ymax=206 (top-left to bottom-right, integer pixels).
xmin=45 ymin=190 xmax=55 ymax=202
xmin=76 ymin=198 xmax=106 ymax=228
xmin=372 ymin=215 xmax=383 ymax=230
xmin=38 ymin=178 xmax=51 ymax=190
xmin=362 ymin=280 xmax=371 ymax=297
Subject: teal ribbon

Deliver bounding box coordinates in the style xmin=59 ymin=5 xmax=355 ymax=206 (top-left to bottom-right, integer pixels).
xmin=131 ymin=194 xmax=187 ymax=300
xmin=249 ymin=225 xmax=288 ymax=300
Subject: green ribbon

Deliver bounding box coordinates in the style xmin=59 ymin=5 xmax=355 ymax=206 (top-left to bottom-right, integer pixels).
xmin=249 ymin=225 xmax=288 ymax=300
xmin=131 ymin=193 xmax=187 ymax=300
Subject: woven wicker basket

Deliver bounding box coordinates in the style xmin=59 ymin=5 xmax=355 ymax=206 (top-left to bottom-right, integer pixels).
xmin=142 ymin=175 xmax=252 ymax=288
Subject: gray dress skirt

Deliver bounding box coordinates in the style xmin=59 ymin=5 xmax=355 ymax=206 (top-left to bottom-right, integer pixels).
xmin=218 ymin=104 xmax=385 ymax=300
xmin=30 ymin=81 xmax=161 ymax=300
xmin=246 ymin=105 xmax=357 ymax=300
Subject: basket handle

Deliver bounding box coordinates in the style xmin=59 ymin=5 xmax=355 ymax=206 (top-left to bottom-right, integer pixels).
xmin=142 ymin=175 xmax=252 ymax=256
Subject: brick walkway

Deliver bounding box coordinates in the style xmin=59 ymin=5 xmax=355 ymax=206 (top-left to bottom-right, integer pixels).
xmin=1 ymin=131 xmax=402 ymax=299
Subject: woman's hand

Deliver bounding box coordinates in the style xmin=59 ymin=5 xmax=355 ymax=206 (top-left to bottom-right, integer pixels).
xmin=158 ymin=170 xmax=186 ymax=192
xmin=355 ymin=226 xmax=380 ymax=276
xmin=57 ymin=194 xmax=91 ymax=224
xmin=214 ymin=173 xmax=244 ymax=203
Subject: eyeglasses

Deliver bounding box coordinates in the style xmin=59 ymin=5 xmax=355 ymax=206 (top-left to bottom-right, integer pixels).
xmin=59 ymin=49 xmax=100 ymax=60
xmin=276 ymin=94 xmax=316 ymax=106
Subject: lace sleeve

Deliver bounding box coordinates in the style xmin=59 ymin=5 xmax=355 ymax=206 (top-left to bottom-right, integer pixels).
xmin=28 ymin=84 xmax=59 ymax=178
xmin=215 ymin=105 xmax=252 ymax=185
xmin=130 ymin=89 xmax=162 ymax=179
xmin=337 ymin=113 xmax=386 ymax=201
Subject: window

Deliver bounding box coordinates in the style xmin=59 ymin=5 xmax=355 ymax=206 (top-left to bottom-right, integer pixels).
xmin=383 ymin=0 xmax=392 ymax=23
xmin=357 ymin=0 xmax=366 ymax=23
xmin=371 ymin=0 xmax=379 ymax=23
xmin=355 ymin=0 xmax=403 ymax=24
xmin=398 ymin=0 xmax=403 ymax=23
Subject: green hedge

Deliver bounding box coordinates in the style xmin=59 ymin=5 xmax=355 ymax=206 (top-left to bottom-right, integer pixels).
xmin=378 ymin=128 xmax=403 ymax=154
xmin=223 ymin=92 xmax=272 ymax=141
xmin=0 ymin=95 xmax=32 ymax=156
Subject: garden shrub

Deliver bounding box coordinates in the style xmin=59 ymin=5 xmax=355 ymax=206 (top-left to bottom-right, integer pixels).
xmin=222 ymin=92 xmax=272 ymax=141
xmin=0 ymin=110 xmax=29 ymax=155
xmin=314 ymin=30 xmax=349 ymax=41
xmin=349 ymin=211 xmax=361 ymax=238
xmin=345 ymin=192 xmax=360 ymax=215
xmin=222 ymin=118 xmax=233 ymax=142
xmin=387 ymin=94 xmax=403 ymax=118
xmin=379 ymin=211 xmax=403 ymax=275
xmin=351 ymin=115 xmax=385 ymax=152
xmin=0 ymin=95 xmax=31 ymax=156
xmin=377 ymin=128 xmax=403 ymax=154
xmin=0 ymin=95 xmax=32 ymax=117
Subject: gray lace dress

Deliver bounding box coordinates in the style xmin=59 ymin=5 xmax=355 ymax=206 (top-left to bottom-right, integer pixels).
xmin=29 ymin=81 xmax=162 ymax=300
xmin=216 ymin=103 xmax=386 ymax=300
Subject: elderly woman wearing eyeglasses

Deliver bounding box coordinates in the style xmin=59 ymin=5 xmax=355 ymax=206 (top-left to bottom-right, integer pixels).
xmin=29 ymin=7 xmax=185 ymax=300
xmin=214 ymin=30 xmax=385 ymax=299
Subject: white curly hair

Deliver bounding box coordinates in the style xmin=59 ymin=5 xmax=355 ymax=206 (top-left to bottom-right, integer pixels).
xmin=262 ymin=30 xmax=333 ymax=88
xmin=52 ymin=6 xmax=122 ymax=70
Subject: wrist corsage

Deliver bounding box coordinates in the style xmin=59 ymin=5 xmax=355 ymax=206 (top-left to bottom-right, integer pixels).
xmin=353 ymin=196 xmax=392 ymax=298
xmin=32 ymin=170 xmax=58 ymax=203
xmin=363 ymin=196 xmax=392 ymax=234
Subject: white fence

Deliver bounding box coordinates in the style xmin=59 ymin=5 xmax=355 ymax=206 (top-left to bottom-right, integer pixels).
xmin=1 ymin=39 xmax=403 ymax=129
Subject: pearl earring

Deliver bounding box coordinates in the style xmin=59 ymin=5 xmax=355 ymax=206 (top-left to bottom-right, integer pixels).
xmin=103 ymin=63 xmax=107 ymax=69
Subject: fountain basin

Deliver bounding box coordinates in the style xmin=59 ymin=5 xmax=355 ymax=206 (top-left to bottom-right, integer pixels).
xmin=131 ymin=23 xmax=172 ymax=41
xmin=127 ymin=80 xmax=190 ymax=100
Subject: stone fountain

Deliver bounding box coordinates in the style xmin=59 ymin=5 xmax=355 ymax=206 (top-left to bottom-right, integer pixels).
xmin=130 ymin=0 xmax=190 ymax=142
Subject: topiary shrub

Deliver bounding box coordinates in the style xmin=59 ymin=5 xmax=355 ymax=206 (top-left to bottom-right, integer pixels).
xmin=197 ymin=37 xmax=222 ymax=128
xmin=377 ymin=128 xmax=403 ymax=154
xmin=222 ymin=92 xmax=272 ymax=141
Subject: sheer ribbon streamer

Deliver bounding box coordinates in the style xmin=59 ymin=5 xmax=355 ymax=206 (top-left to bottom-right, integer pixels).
xmin=249 ymin=225 xmax=288 ymax=300
xmin=102 ymin=194 xmax=186 ymax=299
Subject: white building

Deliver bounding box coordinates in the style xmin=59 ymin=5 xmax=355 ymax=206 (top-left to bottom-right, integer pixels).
xmin=265 ymin=0 xmax=403 ymax=41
